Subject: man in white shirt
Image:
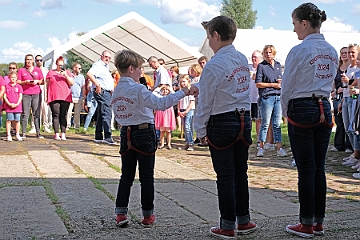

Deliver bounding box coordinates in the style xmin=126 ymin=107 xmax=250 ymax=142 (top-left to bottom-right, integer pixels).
xmin=87 ymin=50 xmax=115 ymax=144
xmin=147 ymin=56 xmax=171 ymax=89
xmin=190 ymin=15 xmax=257 ymax=239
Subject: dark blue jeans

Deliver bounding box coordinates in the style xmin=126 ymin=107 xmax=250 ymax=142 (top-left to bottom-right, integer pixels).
xmin=115 ymin=124 xmax=157 ymax=217
xmin=207 ymin=111 xmax=252 ymax=230
xmin=94 ymin=90 xmax=112 ymax=140
xmin=287 ymin=98 xmax=331 ymax=225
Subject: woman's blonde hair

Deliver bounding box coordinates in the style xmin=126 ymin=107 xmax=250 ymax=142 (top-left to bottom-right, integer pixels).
xmin=190 ymin=64 xmax=202 ymax=77
xmin=262 ymin=45 xmax=277 ymax=57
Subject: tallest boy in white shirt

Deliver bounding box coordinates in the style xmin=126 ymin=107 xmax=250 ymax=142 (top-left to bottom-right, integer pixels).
xmin=190 ymin=16 xmax=257 ymax=239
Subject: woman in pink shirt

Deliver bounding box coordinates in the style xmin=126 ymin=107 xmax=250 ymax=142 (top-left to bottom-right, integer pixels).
xmin=46 ymin=56 xmax=73 ymax=140
xmin=17 ymin=54 xmax=44 ymax=139
xmin=3 ymin=72 xmax=23 ymax=142
xmin=0 ymin=75 xmax=5 ymax=128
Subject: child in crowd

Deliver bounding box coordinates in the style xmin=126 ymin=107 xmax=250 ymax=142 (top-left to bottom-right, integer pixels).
xmin=189 ymin=63 xmax=202 ymax=85
xmin=111 ymin=50 xmax=189 ymax=228
xmin=3 ymin=72 xmax=23 ymax=141
xmin=178 ymin=75 xmax=195 ymax=151
xmin=155 ymin=84 xmax=176 ymax=149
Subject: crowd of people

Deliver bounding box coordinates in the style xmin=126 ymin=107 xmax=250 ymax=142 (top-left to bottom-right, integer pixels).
xmin=0 ymin=2 xmax=358 ymax=239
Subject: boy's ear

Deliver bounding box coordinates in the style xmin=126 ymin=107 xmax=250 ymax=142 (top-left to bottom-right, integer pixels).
xmin=128 ymin=65 xmax=134 ymax=73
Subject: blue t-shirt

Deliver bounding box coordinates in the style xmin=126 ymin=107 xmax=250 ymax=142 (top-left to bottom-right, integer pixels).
xmin=255 ymin=60 xmax=282 ymax=98
xmin=70 ymin=74 xmax=85 ymax=98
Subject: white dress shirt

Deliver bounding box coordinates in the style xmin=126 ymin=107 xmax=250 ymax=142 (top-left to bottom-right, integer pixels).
xmin=88 ymin=60 xmax=114 ymax=91
xmin=194 ymin=44 xmax=251 ymax=138
xmin=281 ymin=33 xmax=338 ymax=117
xmin=111 ymin=77 xmax=185 ymax=126
xmin=153 ymin=65 xmax=171 ymax=89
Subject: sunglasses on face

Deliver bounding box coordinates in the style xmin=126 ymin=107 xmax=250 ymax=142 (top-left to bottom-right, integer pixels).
xmin=36 ymin=59 xmax=43 ymax=62
xmin=9 ymin=67 xmax=16 ymax=70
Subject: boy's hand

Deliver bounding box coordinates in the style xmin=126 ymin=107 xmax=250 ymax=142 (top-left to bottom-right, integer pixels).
xmin=189 ymin=86 xmax=199 ymax=97
xmin=181 ymin=87 xmax=190 ymax=96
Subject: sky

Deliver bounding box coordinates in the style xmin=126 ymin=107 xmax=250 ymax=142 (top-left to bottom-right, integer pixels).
xmin=1 ymin=0 xmax=360 ymax=64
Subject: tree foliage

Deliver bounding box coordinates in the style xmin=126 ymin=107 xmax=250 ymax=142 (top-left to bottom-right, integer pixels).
xmin=220 ymin=0 xmax=257 ymax=29
xmin=62 ymin=32 xmax=92 ymax=75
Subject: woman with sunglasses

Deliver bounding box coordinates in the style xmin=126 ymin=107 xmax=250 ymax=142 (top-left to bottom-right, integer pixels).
xmin=281 ymin=3 xmax=338 ymax=238
xmin=0 ymin=74 xmax=5 ymax=128
xmin=17 ymin=54 xmax=44 ymax=139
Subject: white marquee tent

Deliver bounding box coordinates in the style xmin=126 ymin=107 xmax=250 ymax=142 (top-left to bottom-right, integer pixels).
xmin=199 ymin=29 xmax=360 ymax=65
xmin=43 ymin=12 xmax=202 ymax=72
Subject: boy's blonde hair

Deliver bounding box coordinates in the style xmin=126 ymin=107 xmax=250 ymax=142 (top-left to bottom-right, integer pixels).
xmin=179 ymin=74 xmax=191 ymax=88
xmin=190 ymin=64 xmax=202 ymax=77
xmin=8 ymin=71 xmax=17 ymax=77
xmin=115 ymin=50 xmax=145 ymax=74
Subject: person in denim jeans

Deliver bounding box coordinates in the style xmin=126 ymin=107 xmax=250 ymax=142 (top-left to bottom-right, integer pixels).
xmin=281 ymin=3 xmax=338 ymax=238
xmin=191 ymin=16 xmax=257 ymax=239
xmin=178 ymin=75 xmax=195 ymax=150
xmin=339 ymin=43 xmax=360 ymax=166
xmin=111 ymin=50 xmax=189 ymax=227
xmin=83 ymin=89 xmax=98 ymax=130
xmin=255 ymin=45 xmax=287 ymax=157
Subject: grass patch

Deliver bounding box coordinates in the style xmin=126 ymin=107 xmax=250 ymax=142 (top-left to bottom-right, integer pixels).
xmin=109 ymin=164 xmax=121 ymax=173
xmin=87 ymin=176 xmax=115 ymax=202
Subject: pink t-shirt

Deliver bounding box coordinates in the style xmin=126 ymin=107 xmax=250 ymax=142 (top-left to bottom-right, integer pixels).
xmin=3 ymin=76 xmax=10 ymax=85
xmin=4 ymin=83 xmax=23 ymax=113
xmin=17 ymin=67 xmax=43 ymax=95
xmin=46 ymin=70 xmax=72 ymax=103
xmin=0 ymin=76 xmax=5 ymax=86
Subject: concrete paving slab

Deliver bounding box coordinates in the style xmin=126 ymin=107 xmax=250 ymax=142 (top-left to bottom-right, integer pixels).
xmin=155 ymin=156 xmax=213 ymax=180
xmin=155 ymin=182 xmax=219 ymax=223
xmin=0 ymin=186 xmax=68 ymax=239
xmin=62 ymin=151 xmax=119 ymax=181
xmin=104 ymin=183 xmax=203 ymax=226
xmin=0 ymin=155 xmax=40 ymax=185
xmin=250 ymin=189 xmax=299 ymax=217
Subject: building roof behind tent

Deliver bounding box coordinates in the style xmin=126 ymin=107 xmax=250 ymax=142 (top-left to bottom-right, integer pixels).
xmin=199 ymin=28 xmax=360 ymax=65
xmin=43 ymin=11 xmax=202 ymax=72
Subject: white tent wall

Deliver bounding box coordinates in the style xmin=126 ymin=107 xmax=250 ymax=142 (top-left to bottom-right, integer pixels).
xmin=43 ymin=12 xmax=202 ymax=73
xmin=199 ymin=29 xmax=360 ymax=65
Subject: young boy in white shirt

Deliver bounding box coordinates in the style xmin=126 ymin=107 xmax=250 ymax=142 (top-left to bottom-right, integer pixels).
xmin=111 ymin=50 xmax=189 ymax=227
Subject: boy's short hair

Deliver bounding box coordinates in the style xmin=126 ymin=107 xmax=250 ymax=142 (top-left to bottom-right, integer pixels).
xmin=115 ymin=50 xmax=145 ymax=74
xmin=198 ymin=56 xmax=208 ymax=63
xmin=201 ymin=15 xmax=237 ymax=42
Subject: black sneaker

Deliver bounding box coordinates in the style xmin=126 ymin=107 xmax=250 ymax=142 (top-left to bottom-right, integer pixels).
xmin=36 ymin=133 xmax=44 ymax=139
xmin=194 ymin=138 xmax=200 ymax=144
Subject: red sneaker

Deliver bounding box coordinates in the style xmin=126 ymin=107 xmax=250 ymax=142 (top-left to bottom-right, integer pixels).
xmin=141 ymin=214 xmax=155 ymax=226
xmin=313 ymin=223 xmax=324 ymax=236
xmin=286 ymin=223 xmax=314 ymax=238
xmin=115 ymin=214 xmax=129 ymax=227
xmin=210 ymin=226 xmax=235 ymax=239
xmin=236 ymin=221 xmax=257 ymax=235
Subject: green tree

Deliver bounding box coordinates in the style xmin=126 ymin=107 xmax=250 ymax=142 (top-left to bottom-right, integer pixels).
xmin=62 ymin=32 xmax=92 ymax=75
xmin=220 ymin=0 xmax=257 ymax=29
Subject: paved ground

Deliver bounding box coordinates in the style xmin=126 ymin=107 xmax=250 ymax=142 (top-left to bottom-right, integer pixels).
xmin=0 ymin=132 xmax=359 ymax=239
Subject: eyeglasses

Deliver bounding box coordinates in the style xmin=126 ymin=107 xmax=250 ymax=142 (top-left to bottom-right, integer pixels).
xmin=35 ymin=59 xmax=43 ymax=62
xmin=348 ymin=43 xmax=358 ymax=47
xmin=9 ymin=67 xmax=16 ymax=70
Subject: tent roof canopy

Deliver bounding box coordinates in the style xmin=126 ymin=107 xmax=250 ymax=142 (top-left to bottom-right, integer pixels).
xmin=43 ymin=11 xmax=202 ymax=72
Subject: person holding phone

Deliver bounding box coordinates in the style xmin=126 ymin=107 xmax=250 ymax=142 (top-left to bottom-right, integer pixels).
xmin=17 ymin=54 xmax=44 ymax=139
xmin=46 ymin=56 xmax=74 ymax=140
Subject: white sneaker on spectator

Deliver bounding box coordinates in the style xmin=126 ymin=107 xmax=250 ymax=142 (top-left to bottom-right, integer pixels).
xmin=351 ymin=162 xmax=360 ymax=169
xmin=342 ymin=156 xmax=359 ymax=166
xmin=257 ymin=148 xmax=265 ymax=157
xmin=7 ymin=135 xmax=12 ymax=142
xmin=15 ymin=135 xmax=23 ymax=141
xmin=345 ymin=149 xmax=353 ymax=153
xmin=277 ymin=148 xmax=288 ymax=157
xmin=264 ymin=143 xmax=275 ymax=150
xmin=28 ymin=128 xmax=36 ymax=134
xmin=330 ymin=147 xmax=338 ymax=152
xmin=44 ymin=127 xmax=52 ymax=133
xmin=352 ymin=172 xmax=360 ymax=179
xmin=343 ymin=155 xmax=354 ymax=162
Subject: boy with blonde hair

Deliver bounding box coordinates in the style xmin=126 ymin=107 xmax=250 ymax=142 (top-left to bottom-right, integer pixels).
xmin=111 ymin=50 xmax=189 ymax=227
